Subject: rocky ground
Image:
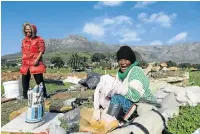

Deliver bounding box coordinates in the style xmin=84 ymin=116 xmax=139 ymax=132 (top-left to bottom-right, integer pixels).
xmin=1 ymin=65 xmax=200 ymax=134
xmin=1 ymin=90 xmax=94 ymax=127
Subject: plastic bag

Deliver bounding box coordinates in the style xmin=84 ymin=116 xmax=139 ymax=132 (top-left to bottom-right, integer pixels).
xmin=79 ymin=72 xmax=101 ymax=89
xmin=79 ymin=107 xmax=118 ymax=134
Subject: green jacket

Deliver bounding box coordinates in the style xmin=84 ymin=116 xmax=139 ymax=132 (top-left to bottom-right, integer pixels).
xmin=117 ymin=66 xmax=157 ymax=103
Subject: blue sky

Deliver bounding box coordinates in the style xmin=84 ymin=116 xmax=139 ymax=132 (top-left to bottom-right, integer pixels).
xmin=1 ymin=1 xmax=200 ymax=55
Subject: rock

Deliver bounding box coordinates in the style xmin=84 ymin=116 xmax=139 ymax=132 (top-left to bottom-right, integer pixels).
xmin=185 ymin=86 xmax=200 ymax=106
xmin=144 ymin=63 xmax=153 ymax=75
xmin=160 ymin=62 xmax=167 ymax=68
xmin=191 ymin=68 xmax=199 ymax=72
xmin=68 ymin=86 xmax=76 ymax=91
xmin=161 ymin=67 xmax=168 ymax=71
xmin=160 ymin=84 xmax=185 ymax=95
xmin=63 ymin=98 xmax=76 ymax=106
xmin=150 ymin=80 xmax=169 ymax=93
xmin=151 ymin=71 xmax=190 ymax=86
xmin=193 ymin=128 xmax=200 ymax=134
xmin=160 ymin=76 xmax=184 ymax=83
xmin=151 ymin=71 xmax=188 ymax=79
xmin=48 ymin=113 xmax=66 ymax=134
xmin=168 ymin=67 xmax=178 ymax=71
xmin=151 ymin=66 xmax=161 ymax=72
xmin=159 ymin=93 xmax=179 ymax=119
xmin=63 ymin=108 xmax=81 ymax=133
xmin=157 ymin=98 xmax=163 ymax=103
xmin=154 ymin=89 xmax=169 ymax=99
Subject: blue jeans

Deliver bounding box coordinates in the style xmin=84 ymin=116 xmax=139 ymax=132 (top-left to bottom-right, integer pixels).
xmin=110 ymin=94 xmax=134 ymax=114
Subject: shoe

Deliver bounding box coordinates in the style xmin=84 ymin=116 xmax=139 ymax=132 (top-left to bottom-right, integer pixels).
xmin=43 ymin=94 xmax=50 ymax=98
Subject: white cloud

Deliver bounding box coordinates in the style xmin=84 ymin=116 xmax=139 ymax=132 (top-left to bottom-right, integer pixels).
xmin=102 ymin=1 xmax=123 ymax=6
xmin=150 ymin=40 xmax=163 ymax=45
xmin=103 ymin=15 xmax=132 ymax=26
xmin=114 ymin=29 xmax=141 ymax=43
xmin=94 ymin=1 xmax=123 ymax=9
xmin=119 ymin=31 xmax=142 ymax=43
xmin=167 ymin=32 xmax=188 ymax=44
xmin=103 ymin=18 xmax=115 ymax=25
xmin=82 ymin=15 xmax=143 ymax=43
xmin=83 ymin=23 xmax=104 ymax=36
xmin=138 ymin=12 xmax=177 ymax=28
xmin=134 ymin=1 xmax=156 ymax=8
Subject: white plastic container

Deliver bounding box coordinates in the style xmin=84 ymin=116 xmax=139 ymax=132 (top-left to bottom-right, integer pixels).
xmin=3 ymin=80 xmax=21 ymax=98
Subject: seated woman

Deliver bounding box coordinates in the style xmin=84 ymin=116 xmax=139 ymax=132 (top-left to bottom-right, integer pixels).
xmin=107 ymin=45 xmax=157 ymax=122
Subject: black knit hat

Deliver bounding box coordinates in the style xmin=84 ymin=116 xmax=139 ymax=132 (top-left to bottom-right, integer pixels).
xmin=117 ymin=46 xmax=136 ymax=63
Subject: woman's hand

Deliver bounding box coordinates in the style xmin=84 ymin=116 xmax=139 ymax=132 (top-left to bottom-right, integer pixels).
xmin=34 ymin=52 xmax=43 ymax=66
xmin=33 ymin=59 xmax=39 ymax=66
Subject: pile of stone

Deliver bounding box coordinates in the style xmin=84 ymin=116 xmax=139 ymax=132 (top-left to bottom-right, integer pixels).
xmin=152 ymin=81 xmax=200 ymax=119
xmin=144 ymin=62 xmax=190 ymax=87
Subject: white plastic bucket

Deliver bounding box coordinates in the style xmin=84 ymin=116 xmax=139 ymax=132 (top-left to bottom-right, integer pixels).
xmin=3 ymin=80 xmax=21 ymax=98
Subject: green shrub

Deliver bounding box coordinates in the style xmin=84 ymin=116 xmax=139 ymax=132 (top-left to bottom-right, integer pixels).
xmin=166 ymin=60 xmax=177 ymax=67
xmin=99 ymin=61 xmax=111 ymax=69
xmin=168 ymin=105 xmax=200 ymax=134
xmin=138 ymin=61 xmax=148 ymax=69
xmin=1 ymin=84 xmax=5 ymax=97
xmin=189 ymin=71 xmax=200 ymax=86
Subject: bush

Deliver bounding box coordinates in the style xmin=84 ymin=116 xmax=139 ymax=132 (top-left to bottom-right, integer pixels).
xmin=192 ymin=64 xmax=200 ymax=70
xmin=178 ymin=63 xmax=192 ymax=69
xmin=99 ymin=61 xmax=111 ymax=70
xmin=166 ymin=61 xmax=177 ymax=67
xmin=50 ymin=56 xmax=65 ymax=69
xmin=91 ymin=53 xmax=106 ymax=62
xmin=168 ymin=105 xmax=200 ymax=134
xmin=138 ymin=61 xmax=148 ymax=69
xmin=68 ymin=53 xmax=87 ymax=72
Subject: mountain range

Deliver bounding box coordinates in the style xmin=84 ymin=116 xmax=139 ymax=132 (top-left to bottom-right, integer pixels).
xmin=2 ymin=35 xmax=200 ymax=64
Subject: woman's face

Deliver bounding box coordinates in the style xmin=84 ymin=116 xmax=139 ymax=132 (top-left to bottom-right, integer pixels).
xmin=25 ymin=25 xmax=32 ymax=37
xmin=118 ymin=59 xmax=131 ymax=72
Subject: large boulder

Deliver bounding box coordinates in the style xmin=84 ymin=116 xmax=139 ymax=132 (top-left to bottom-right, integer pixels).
xmin=159 ymin=93 xmax=179 ymax=119
xmin=160 ymin=62 xmax=167 ymax=68
xmin=168 ymin=67 xmax=179 ymax=71
xmin=151 ymin=66 xmax=161 ymax=72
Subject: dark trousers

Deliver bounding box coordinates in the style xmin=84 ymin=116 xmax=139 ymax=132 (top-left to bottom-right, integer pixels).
xmin=22 ymin=70 xmax=47 ymax=98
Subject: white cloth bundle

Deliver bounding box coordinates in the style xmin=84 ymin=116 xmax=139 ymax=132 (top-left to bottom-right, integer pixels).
xmin=93 ymin=74 xmax=125 ymax=120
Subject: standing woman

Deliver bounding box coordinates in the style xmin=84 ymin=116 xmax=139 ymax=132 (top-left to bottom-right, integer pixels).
xmin=20 ymin=22 xmax=49 ymax=99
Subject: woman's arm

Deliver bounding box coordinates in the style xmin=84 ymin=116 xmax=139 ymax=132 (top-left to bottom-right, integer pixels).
xmin=38 ymin=37 xmax=45 ymax=54
xmin=125 ymin=66 xmax=148 ymax=102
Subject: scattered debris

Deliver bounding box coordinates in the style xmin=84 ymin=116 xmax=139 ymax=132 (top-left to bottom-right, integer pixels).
xmin=71 ymin=98 xmax=89 ymax=108
xmin=63 ymin=76 xmax=81 ymax=85
xmin=63 ymin=98 xmax=77 ymax=106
